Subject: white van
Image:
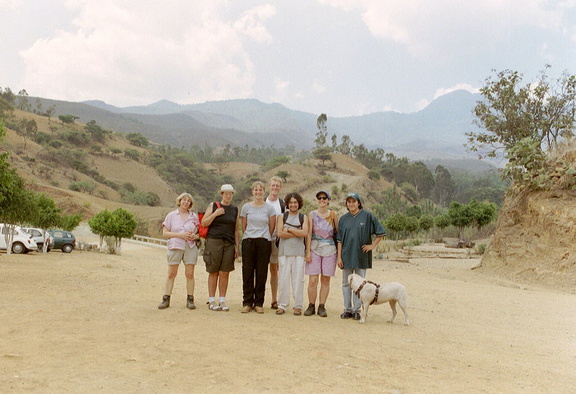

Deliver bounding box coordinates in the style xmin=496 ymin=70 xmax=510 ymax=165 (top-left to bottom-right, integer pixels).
xmin=0 ymin=224 xmax=38 ymax=254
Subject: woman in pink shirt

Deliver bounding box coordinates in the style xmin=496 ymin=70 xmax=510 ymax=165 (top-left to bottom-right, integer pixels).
xmin=157 ymin=193 xmax=201 ymax=310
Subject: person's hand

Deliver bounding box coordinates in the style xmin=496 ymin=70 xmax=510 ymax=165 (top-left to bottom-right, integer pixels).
xmin=337 ymin=258 xmax=344 ymax=269
xmin=362 ymin=244 xmax=373 ymax=252
xmin=305 ymin=251 xmax=311 ymax=263
xmin=215 ymin=207 xmax=225 ymax=216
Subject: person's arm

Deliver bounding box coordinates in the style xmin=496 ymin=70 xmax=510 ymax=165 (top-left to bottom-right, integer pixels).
xmin=362 ymin=235 xmax=383 ymax=252
xmin=337 ymin=241 xmax=343 ymax=269
xmin=162 ymin=225 xmax=195 ymax=241
xmin=234 ymin=211 xmax=240 ymax=259
xmin=268 ymin=214 xmax=276 ymax=237
xmin=287 ymin=215 xmax=308 ymax=238
xmin=202 ymin=203 xmax=225 ymax=227
xmin=305 ymin=213 xmax=313 ymax=262
xmin=241 ymin=216 xmax=247 ymax=233
xmin=276 ymin=215 xmax=290 ymax=239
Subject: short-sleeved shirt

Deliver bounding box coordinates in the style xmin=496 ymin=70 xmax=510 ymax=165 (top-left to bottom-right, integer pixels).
xmin=162 ymin=209 xmax=200 ymax=250
xmin=337 ymin=209 xmax=386 ymax=269
xmin=266 ymin=197 xmax=283 ymax=240
xmin=241 ymin=203 xmax=276 ymax=240
xmin=207 ymin=203 xmax=238 ymax=244
xmin=278 ymin=212 xmax=305 ymax=257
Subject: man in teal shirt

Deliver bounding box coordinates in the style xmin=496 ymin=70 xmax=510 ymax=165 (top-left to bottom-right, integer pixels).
xmin=337 ymin=193 xmax=386 ymax=320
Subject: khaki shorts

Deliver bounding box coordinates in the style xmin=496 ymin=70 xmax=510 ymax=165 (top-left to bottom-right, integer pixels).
xmin=167 ymin=245 xmax=198 ymax=265
xmin=269 ymin=240 xmax=279 ymax=264
xmin=203 ymin=238 xmax=236 ymax=273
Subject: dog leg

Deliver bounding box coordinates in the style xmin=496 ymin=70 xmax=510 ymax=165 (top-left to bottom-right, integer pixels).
xmin=359 ymin=302 xmax=368 ymax=324
xmin=388 ymin=300 xmax=397 ymax=323
xmin=398 ymin=299 xmax=409 ymax=326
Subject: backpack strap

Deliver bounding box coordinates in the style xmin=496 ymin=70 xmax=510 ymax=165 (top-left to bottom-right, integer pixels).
xmin=283 ymin=211 xmax=304 ymax=228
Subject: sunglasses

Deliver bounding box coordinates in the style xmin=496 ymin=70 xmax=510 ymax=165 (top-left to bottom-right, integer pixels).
xmin=317 ymin=196 xmax=329 ymax=200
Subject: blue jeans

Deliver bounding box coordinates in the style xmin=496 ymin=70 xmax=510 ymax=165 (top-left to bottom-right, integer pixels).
xmin=341 ymin=268 xmax=366 ymax=313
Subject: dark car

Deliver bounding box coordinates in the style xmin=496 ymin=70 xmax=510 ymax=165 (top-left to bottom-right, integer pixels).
xmin=48 ymin=230 xmax=76 ymax=253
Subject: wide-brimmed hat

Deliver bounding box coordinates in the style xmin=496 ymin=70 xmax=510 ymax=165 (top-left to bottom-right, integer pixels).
xmin=345 ymin=192 xmax=362 ymax=203
xmin=220 ymin=184 xmax=235 ymax=193
xmin=315 ymin=190 xmax=331 ymax=200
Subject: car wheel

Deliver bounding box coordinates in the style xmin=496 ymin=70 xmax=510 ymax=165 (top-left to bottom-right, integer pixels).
xmin=38 ymin=243 xmax=45 ymax=252
xmin=12 ymin=242 xmax=25 ymax=254
xmin=47 ymin=248 xmax=52 ymax=253
xmin=62 ymin=244 xmax=73 ymax=253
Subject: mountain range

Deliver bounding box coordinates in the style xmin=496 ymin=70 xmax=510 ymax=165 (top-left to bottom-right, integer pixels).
xmin=37 ymin=90 xmax=483 ymax=160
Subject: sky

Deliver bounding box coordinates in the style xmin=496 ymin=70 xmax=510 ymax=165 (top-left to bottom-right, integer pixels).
xmin=1 ymin=0 xmax=575 ymax=117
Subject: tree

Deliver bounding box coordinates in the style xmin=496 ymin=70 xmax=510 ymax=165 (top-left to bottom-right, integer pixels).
xmin=275 ymin=170 xmax=290 ymax=183
xmin=434 ymin=214 xmax=451 ymax=235
xmin=17 ymin=89 xmax=31 ymax=111
xmin=88 ymin=208 xmax=137 ymax=254
xmin=313 ymin=146 xmax=332 ymax=166
xmin=385 ymin=213 xmax=407 ymax=241
xmin=433 ymin=165 xmax=455 ymax=207
xmin=466 ymin=66 xmax=576 ymax=188
xmin=60 ymin=213 xmax=82 ymax=231
xmin=126 ymin=132 xmax=149 ymax=147
xmin=447 ymin=201 xmax=475 ymax=239
xmin=408 ymin=161 xmax=435 ymax=198
xmin=89 ymin=210 xmax=113 ymax=251
xmin=331 ymin=134 xmax=337 ymax=150
xmin=419 ymin=214 xmax=434 ymax=233
xmin=315 ymin=113 xmax=328 ymax=149
xmin=337 ymin=135 xmax=353 ymax=155
xmin=30 ymin=194 xmax=62 ymax=252
xmin=58 ymin=114 xmax=79 ymax=124
xmin=85 ymin=120 xmax=110 ymax=143
xmin=17 ymin=118 xmax=38 ymax=148
xmin=468 ymin=198 xmax=498 ymax=231
xmin=110 ymin=208 xmax=137 ymax=253
xmin=213 ymin=154 xmax=230 ymax=173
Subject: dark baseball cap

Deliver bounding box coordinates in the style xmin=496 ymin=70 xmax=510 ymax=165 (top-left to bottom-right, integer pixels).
xmin=345 ymin=192 xmax=362 ymax=203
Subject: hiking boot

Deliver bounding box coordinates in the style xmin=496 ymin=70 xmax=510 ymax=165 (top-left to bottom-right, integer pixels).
xmin=303 ymin=303 xmax=315 ymax=316
xmin=219 ymin=302 xmax=229 ymax=312
xmin=186 ymin=295 xmax=196 ymax=310
xmin=208 ymin=301 xmax=221 ymax=311
xmin=352 ymin=312 xmax=361 ymax=320
xmin=158 ymin=295 xmax=170 ymax=310
xmin=254 ymin=306 xmax=264 ymax=314
xmin=317 ymin=304 xmax=328 ymax=317
xmin=241 ymin=305 xmax=252 ymax=313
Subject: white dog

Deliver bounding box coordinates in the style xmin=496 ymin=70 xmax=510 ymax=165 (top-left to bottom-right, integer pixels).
xmin=348 ymin=273 xmax=409 ymax=325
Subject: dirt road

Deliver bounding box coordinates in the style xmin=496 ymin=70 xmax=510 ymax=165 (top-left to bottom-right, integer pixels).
xmin=1 ymin=242 xmax=574 ymax=392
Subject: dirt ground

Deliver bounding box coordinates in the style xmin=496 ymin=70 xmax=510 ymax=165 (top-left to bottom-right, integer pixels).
xmin=1 ymin=240 xmax=575 ymax=393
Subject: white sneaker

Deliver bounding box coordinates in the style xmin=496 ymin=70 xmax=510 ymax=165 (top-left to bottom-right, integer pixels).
xmin=209 ymin=301 xmax=221 ymax=311
xmin=219 ymin=302 xmax=229 ymax=312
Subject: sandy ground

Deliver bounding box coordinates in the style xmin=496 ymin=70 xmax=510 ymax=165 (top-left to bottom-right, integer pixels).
xmin=1 ymin=240 xmax=575 ymax=393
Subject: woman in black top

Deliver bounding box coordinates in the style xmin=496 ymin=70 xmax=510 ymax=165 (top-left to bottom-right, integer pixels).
xmin=201 ymin=184 xmax=240 ymax=311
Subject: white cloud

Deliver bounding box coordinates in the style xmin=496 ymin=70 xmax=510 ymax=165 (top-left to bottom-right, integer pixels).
xmin=19 ymin=0 xmax=259 ymax=105
xmin=234 ymin=4 xmax=276 ymax=43
xmin=312 ymin=81 xmax=325 ymax=93
xmin=319 ymin=0 xmax=567 ymax=62
xmin=433 ymin=83 xmax=479 ymax=100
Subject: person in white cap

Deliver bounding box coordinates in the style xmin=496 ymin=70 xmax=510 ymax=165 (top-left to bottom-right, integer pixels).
xmin=201 ymin=184 xmax=239 ymax=312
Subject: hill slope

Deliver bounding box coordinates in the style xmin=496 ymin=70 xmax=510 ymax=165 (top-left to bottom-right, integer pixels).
xmin=479 ymin=145 xmax=576 ymax=292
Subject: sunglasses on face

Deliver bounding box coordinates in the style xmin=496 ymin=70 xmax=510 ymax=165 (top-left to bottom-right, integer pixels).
xmin=317 ymin=196 xmax=329 ymax=200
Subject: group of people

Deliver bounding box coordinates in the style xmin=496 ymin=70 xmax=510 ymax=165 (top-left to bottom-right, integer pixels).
xmin=157 ymin=176 xmax=386 ymax=320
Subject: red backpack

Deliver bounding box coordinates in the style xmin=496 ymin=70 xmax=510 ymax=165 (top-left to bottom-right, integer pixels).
xmin=198 ymin=202 xmax=221 ymax=239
